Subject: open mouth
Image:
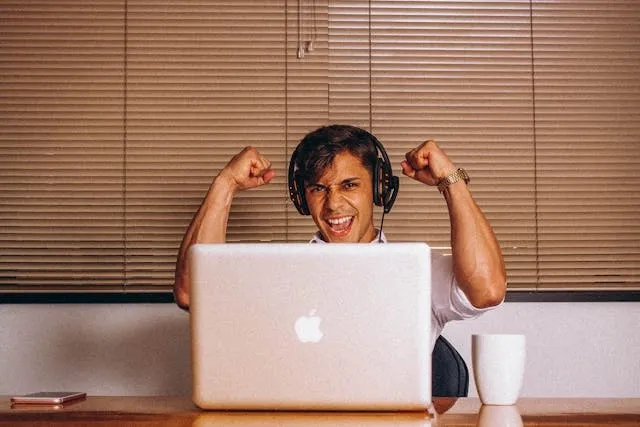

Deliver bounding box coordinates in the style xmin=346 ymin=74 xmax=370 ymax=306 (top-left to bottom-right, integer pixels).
xmin=325 ymin=216 xmax=354 ymax=237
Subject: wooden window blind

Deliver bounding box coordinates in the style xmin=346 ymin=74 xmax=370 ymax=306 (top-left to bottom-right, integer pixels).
xmin=366 ymin=1 xmax=537 ymax=292
xmin=125 ymin=0 xmax=288 ymax=289
xmin=1 ymin=1 xmax=126 ymax=290
xmin=532 ymin=0 xmax=640 ymax=290
xmin=1 ymin=0 xmax=639 ymax=294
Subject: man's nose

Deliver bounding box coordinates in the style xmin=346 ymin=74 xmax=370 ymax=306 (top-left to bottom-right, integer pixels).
xmin=324 ymin=188 xmax=344 ymax=210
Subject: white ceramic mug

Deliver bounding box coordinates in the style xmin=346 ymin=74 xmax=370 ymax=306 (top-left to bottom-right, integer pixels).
xmin=472 ymin=334 xmax=526 ymax=405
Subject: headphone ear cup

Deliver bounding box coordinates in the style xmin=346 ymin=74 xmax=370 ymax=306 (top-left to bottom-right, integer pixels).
xmin=294 ymin=174 xmax=310 ymax=215
xmin=288 ymin=145 xmax=310 ymax=215
xmin=383 ymin=175 xmax=399 ymax=213
xmin=374 ymin=157 xmax=394 ymax=208
xmin=372 ymin=158 xmax=384 ymax=207
xmin=375 ymin=156 xmax=399 ymax=214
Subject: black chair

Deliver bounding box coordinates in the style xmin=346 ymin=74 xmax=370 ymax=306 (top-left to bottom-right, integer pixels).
xmin=432 ymin=335 xmax=469 ymax=397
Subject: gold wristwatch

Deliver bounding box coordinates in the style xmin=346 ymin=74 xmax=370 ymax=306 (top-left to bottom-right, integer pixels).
xmin=437 ymin=168 xmax=470 ymax=193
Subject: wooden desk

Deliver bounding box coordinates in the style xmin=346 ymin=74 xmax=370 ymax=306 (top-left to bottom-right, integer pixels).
xmin=0 ymin=396 xmax=638 ymax=426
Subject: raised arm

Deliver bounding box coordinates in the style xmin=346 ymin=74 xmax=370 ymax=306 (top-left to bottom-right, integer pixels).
xmin=173 ymin=147 xmax=275 ymax=310
xmin=401 ymin=140 xmax=506 ymax=309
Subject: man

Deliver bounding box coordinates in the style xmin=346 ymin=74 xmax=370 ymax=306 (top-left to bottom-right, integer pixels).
xmin=174 ymin=125 xmax=506 ymax=347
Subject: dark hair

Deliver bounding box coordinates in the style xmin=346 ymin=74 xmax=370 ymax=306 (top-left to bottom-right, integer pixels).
xmin=294 ymin=124 xmax=379 ymax=184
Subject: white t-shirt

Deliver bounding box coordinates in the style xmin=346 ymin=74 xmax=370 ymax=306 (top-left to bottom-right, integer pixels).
xmin=310 ymin=230 xmax=500 ymax=349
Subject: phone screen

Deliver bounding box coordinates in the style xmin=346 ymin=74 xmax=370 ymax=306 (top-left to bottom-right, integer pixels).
xmin=25 ymin=392 xmax=78 ymax=398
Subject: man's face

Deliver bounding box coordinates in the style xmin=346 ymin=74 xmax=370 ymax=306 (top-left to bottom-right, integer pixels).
xmin=305 ymin=151 xmax=376 ymax=243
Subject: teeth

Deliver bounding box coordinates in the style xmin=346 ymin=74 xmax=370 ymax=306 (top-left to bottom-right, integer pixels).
xmin=327 ymin=216 xmax=352 ymax=225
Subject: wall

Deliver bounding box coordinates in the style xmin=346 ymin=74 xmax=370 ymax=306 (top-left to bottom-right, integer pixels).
xmin=1 ymin=302 xmax=638 ymax=397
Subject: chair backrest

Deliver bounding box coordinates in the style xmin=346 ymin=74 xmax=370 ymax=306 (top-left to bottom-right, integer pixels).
xmin=431 ymin=335 xmax=469 ymax=397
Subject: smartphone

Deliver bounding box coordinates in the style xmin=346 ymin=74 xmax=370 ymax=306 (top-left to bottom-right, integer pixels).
xmin=10 ymin=391 xmax=86 ymax=405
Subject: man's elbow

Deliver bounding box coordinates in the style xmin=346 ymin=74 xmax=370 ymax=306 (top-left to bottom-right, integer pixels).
xmin=469 ymin=275 xmax=507 ymax=309
xmin=475 ymin=288 xmax=505 ymax=309
xmin=173 ymin=285 xmax=190 ymax=311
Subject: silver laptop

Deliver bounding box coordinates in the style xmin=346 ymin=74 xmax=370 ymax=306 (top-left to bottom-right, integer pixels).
xmin=189 ymin=243 xmax=431 ymax=411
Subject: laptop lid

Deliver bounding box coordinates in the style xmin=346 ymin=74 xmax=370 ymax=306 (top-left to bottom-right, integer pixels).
xmin=189 ymin=243 xmax=431 ymax=411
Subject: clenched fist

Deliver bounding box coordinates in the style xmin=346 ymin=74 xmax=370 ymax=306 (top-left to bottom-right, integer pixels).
xmin=216 ymin=146 xmax=275 ymax=194
xmin=400 ymin=140 xmax=456 ymax=186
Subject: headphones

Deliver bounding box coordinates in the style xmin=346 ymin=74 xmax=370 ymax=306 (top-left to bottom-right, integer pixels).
xmin=288 ymin=134 xmax=400 ymax=215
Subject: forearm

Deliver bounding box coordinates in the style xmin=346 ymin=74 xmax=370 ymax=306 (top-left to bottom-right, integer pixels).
xmin=443 ymin=181 xmax=507 ymax=308
xmin=173 ymin=177 xmax=235 ymax=310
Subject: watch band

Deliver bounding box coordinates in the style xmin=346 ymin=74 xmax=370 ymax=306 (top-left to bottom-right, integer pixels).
xmin=437 ymin=168 xmax=470 ymax=193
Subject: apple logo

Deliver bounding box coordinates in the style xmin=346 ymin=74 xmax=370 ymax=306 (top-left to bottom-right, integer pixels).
xmin=294 ymin=309 xmax=324 ymax=343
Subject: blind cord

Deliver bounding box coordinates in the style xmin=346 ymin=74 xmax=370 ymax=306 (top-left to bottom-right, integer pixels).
xmin=297 ymin=0 xmax=305 ymax=58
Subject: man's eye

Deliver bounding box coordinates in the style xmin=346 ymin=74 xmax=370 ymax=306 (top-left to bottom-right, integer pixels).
xmin=344 ymin=182 xmax=357 ymax=189
xmin=309 ymin=186 xmax=325 ymax=193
